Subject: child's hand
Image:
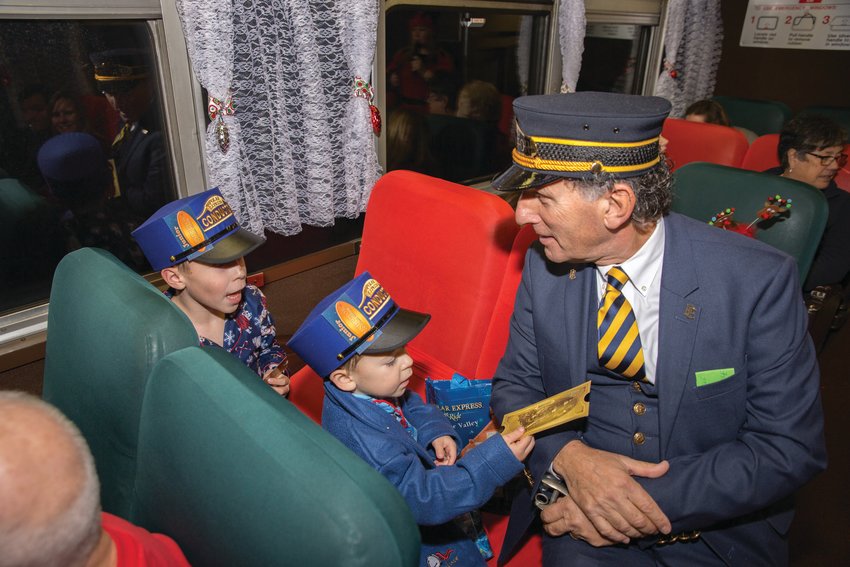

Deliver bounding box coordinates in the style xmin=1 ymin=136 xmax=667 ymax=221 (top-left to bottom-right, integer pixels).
xmin=263 ymin=366 xmax=290 ymax=397
xmin=432 ymin=435 xmax=458 ymax=466
xmin=501 ymin=427 xmax=535 ymax=462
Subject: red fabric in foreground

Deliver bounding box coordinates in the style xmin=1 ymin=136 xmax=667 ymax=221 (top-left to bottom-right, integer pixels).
xmin=102 ymin=512 xmax=190 ymax=567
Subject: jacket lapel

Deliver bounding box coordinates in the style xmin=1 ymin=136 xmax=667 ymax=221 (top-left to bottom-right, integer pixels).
xmin=656 ymin=214 xmax=701 ymax=455
xmin=117 ymin=126 xmax=145 ymax=175
xmin=569 ymin=266 xmax=594 ymax=389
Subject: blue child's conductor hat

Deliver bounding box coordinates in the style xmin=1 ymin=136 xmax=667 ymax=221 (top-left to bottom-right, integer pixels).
xmin=131 ymin=188 xmax=265 ymax=271
xmin=37 ymin=132 xmax=110 ymax=202
xmin=287 ymin=273 xmax=431 ymax=378
xmin=492 ymin=92 xmax=672 ymax=191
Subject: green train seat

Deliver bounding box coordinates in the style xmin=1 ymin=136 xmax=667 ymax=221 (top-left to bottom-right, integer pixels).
xmin=672 ymin=162 xmax=828 ymax=282
xmin=134 ymin=346 xmax=420 ymax=567
xmin=713 ymin=96 xmax=792 ymax=136
xmin=42 ymin=247 xmax=198 ymax=518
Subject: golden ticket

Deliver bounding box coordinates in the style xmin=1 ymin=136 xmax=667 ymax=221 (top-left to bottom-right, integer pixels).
xmin=501 ymin=381 xmax=591 ymax=436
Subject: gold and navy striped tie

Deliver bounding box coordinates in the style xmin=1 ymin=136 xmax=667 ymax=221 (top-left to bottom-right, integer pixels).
xmin=598 ymin=266 xmax=647 ymax=382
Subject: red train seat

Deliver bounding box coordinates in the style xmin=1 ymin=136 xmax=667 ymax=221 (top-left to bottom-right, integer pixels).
xmin=476 ymin=224 xmax=537 ymax=379
xmin=740 ymin=133 xmax=780 ymax=172
xmin=499 ymin=94 xmax=515 ymax=138
xmin=287 ymin=171 xmax=544 ymax=565
xmin=289 ymin=170 xmax=519 ymax=421
xmin=661 ymin=117 xmax=749 ymax=170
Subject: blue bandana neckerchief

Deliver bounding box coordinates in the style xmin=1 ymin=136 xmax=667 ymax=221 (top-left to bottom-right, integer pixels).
xmin=354 ymin=393 xmax=417 ymax=440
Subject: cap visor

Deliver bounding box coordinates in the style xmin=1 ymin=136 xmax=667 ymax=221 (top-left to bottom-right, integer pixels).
xmin=365 ymin=308 xmax=431 ymax=354
xmin=196 ymin=228 xmax=265 ymax=264
xmin=491 ymin=164 xmax=562 ymax=192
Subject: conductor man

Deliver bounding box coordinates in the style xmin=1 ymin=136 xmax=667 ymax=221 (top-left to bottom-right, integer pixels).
xmin=490 ymin=92 xmax=826 ymax=566
xmin=92 ymin=48 xmax=172 ymax=219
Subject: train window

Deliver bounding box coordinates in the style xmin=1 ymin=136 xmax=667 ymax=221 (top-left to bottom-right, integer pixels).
xmin=384 ymin=5 xmax=551 ymax=185
xmin=0 ymin=20 xmax=176 ymax=317
xmin=577 ymin=23 xmax=652 ymax=94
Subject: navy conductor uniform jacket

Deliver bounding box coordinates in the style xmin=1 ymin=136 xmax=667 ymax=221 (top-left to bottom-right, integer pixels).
xmin=491 ymin=212 xmax=827 ymax=565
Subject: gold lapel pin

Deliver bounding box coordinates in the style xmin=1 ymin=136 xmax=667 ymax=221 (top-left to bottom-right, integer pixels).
xmin=569 ymin=269 xmax=576 ymax=280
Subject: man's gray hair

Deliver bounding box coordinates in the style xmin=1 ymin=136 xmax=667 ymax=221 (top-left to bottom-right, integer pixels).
xmin=0 ymin=392 xmax=102 ymax=567
xmin=572 ymin=159 xmax=674 ymax=229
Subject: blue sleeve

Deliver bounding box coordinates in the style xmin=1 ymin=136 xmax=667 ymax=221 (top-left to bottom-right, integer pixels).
xmin=637 ymin=255 xmax=827 ymax=531
xmin=400 ymin=392 xmax=459 ymax=448
xmin=376 ymin=433 xmax=522 ymax=525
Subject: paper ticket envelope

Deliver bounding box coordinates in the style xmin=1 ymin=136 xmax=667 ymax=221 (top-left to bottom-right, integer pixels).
xmin=501 ymin=381 xmax=591 ymax=436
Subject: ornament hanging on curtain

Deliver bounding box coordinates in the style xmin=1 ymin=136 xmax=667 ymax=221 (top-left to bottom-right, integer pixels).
xmin=663 ymin=60 xmax=680 ymax=80
xmin=352 ymin=76 xmax=381 ymax=136
xmin=208 ymin=93 xmax=235 ymax=153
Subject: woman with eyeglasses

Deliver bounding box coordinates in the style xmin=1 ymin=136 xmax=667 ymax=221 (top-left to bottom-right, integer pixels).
xmin=774 ymin=114 xmax=850 ymax=290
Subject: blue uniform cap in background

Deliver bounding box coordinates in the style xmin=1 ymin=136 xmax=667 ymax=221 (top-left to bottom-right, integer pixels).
xmin=287 ymin=272 xmax=430 ymax=378
xmin=131 ymin=187 xmax=265 ymax=271
xmin=492 ymin=91 xmax=672 ymax=191
xmin=37 ymin=132 xmax=110 ymax=202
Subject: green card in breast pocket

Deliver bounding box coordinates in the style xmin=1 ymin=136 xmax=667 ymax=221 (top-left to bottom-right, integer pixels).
xmin=695 ymin=368 xmax=735 ymax=387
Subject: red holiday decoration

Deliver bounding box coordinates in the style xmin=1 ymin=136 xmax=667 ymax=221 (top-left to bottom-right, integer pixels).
xmin=708 ymin=195 xmax=792 ymax=239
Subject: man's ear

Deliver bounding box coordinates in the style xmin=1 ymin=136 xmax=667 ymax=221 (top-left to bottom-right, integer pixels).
xmin=161 ymin=266 xmax=186 ymax=290
xmin=603 ymin=182 xmax=637 ymax=230
xmin=329 ymin=369 xmax=357 ymax=392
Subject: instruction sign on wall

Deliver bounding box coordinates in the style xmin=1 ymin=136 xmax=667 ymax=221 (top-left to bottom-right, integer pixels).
xmin=740 ymin=0 xmax=850 ymax=50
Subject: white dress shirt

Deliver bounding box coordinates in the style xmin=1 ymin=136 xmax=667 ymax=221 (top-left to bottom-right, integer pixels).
xmin=595 ymin=217 xmax=666 ymax=384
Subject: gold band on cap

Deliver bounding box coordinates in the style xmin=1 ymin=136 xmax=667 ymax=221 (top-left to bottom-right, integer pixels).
xmin=514 ymin=133 xmax=661 ymax=174
xmin=513 ymin=149 xmax=661 ymax=174
xmin=530 ymin=136 xmax=660 ymax=149
xmin=94 ymin=63 xmax=149 ymax=82
xmin=95 ymin=74 xmax=148 ymax=82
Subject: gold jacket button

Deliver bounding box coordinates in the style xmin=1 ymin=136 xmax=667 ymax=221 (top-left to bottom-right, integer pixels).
xmin=633 ymin=432 xmax=646 ymax=445
xmin=633 ymin=402 xmax=646 ymax=415
xmin=631 ymin=381 xmax=642 ymax=392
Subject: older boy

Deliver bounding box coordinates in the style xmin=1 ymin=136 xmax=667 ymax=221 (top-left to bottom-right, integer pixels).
xmin=133 ymin=188 xmax=289 ymax=395
xmin=288 ymin=272 xmax=534 ymax=567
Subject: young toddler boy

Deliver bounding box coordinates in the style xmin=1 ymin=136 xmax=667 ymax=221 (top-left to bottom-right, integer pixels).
xmin=132 ymin=187 xmax=289 ymax=395
xmin=288 ymin=272 xmax=534 ymax=566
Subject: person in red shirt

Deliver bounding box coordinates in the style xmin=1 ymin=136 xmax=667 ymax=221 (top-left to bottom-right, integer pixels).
xmin=387 ymin=11 xmax=455 ymax=112
xmin=0 ymin=391 xmax=190 ymax=567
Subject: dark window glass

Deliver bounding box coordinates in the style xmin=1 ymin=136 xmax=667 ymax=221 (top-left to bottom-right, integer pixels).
xmin=577 ymin=23 xmax=652 ymax=95
xmin=385 ymin=6 xmax=550 ymax=184
xmin=0 ymin=20 xmax=176 ymax=315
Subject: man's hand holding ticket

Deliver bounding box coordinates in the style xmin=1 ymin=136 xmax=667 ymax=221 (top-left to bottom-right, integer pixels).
xmin=501 ymin=381 xmax=591 ymax=436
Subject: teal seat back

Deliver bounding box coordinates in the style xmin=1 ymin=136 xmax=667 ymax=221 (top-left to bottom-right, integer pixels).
xmin=134 ymin=346 xmax=420 ymax=567
xmin=42 ymin=248 xmax=197 ymax=518
xmin=713 ymin=96 xmax=792 ymax=136
xmin=672 ymin=163 xmax=828 ymax=282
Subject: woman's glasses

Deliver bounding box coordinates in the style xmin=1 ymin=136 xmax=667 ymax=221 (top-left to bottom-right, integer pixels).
xmin=807 ymin=151 xmax=849 ymax=167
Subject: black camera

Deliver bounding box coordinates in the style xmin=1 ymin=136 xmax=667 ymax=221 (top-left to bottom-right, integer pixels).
xmin=534 ymin=472 xmax=569 ymax=510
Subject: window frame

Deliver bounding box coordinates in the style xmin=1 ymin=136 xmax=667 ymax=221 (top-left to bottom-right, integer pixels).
xmin=378 ymin=1 xmax=561 ymax=170
xmin=0 ymin=0 xmax=205 ymax=347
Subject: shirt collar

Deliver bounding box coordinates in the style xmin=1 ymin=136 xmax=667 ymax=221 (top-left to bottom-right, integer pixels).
xmin=597 ymin=216 xmax=666 ymax=297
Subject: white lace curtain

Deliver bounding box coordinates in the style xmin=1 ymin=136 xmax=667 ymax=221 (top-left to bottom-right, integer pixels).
xmin=654 ymin=0 xmax=723 ymax=117
xmin=558 ymin=0 xmax=585 ymax=93
xmin=176 ymin=0 xmax=381 ymax=236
